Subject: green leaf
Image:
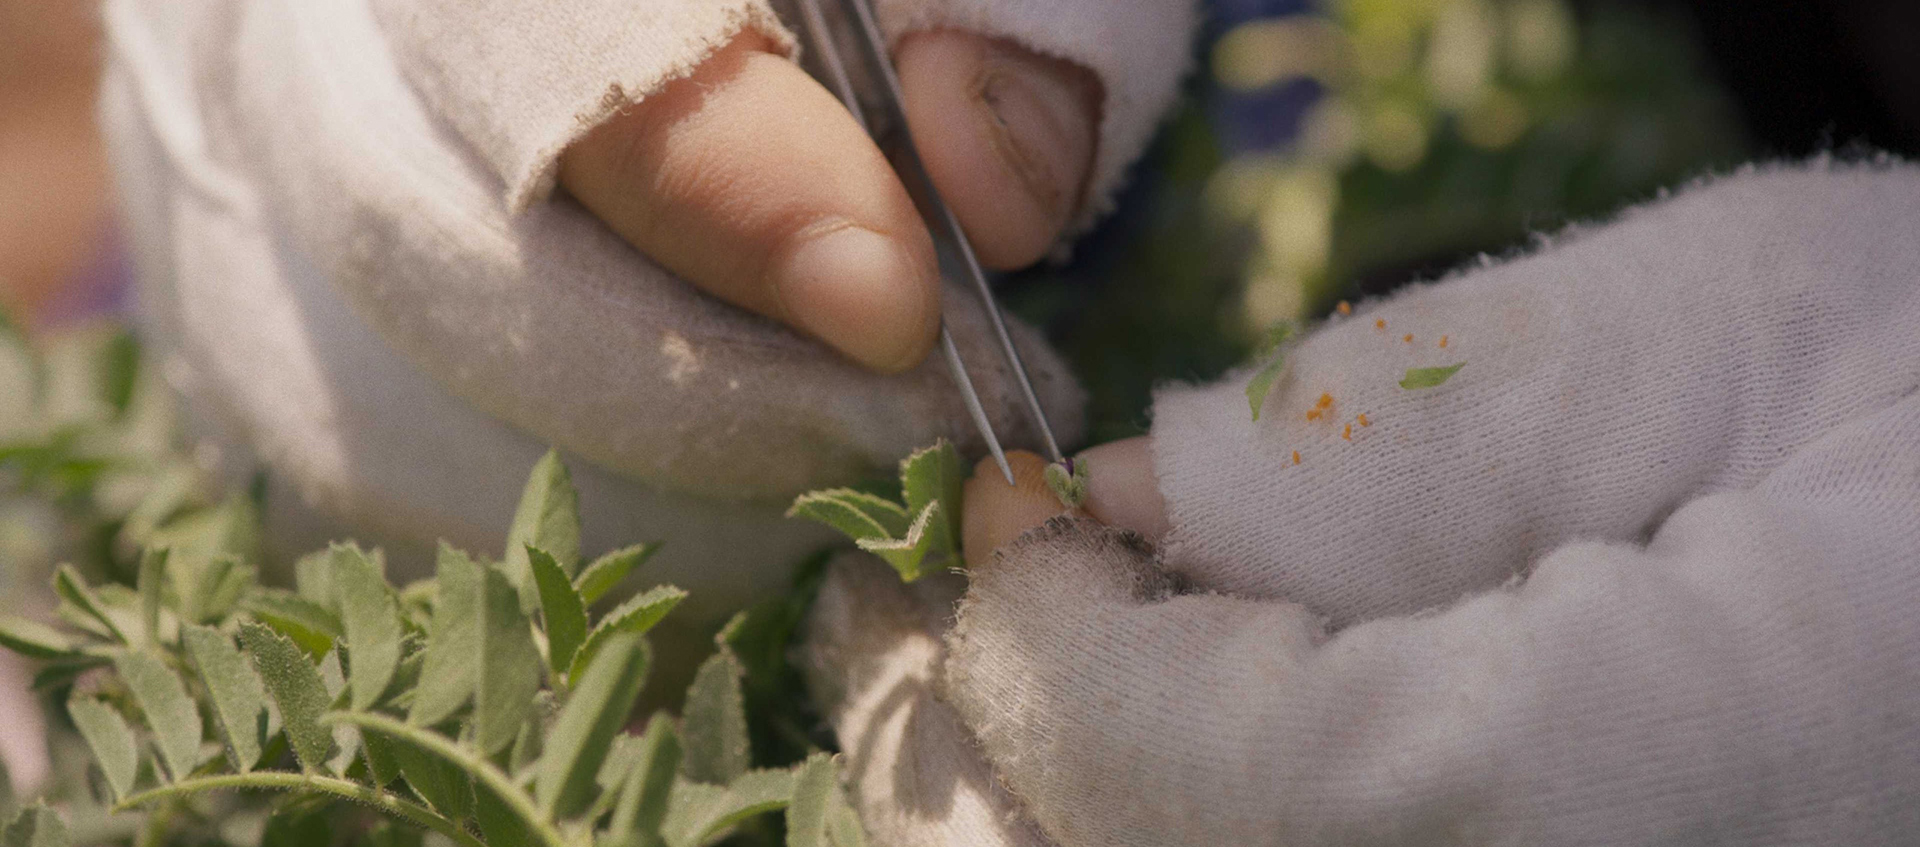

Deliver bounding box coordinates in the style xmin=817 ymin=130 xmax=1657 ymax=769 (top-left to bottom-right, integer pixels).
xmin=150 ymin=496 xmax=260 ymax=623
xmin=854 ymin=502 xmax=944 ymax=582
xmin=536 ymin=633 xmax=649 ymax=820
xmin=409 ymin=544 xmax=482 ymax=727
xmin=475 ymin=565 xmax=542 ymax=757
xmin=779 ymin=487 xmax=890 ymax=541
xmin=53 ymin=564 xmax=126 ymax=644
xmin=659 ymin=770 xmax=794 ymax=847
xmin=1245 ymin=355 xmax=1288 ymax=421
xmin=67 ymin=697 xmax=139 ymax=801
xmin=390 ymin=733 xmax=474 ymax=820
xmin=898 ymin=440 xmax=964 ymax=558
xmin=241 ymin=589 xmax=342 ymax=657
xmin=293 ymin=550 xmax=337 ymax=610
xmin=334 ymin=543 xmax=403 ymax=710
xmin=504 ymin=450 xmax=582 ymax=612
xmin=240 ymin=621 xmax=333 ymax=772
xmin=0 ymin=616 xmax=80 ymax=660
xmin=1043 ymin=457 xmax=1091 ymax=510
xmin=569 ymin=586 xmax=685 ymax=684
xmin=326 ymin=712 xmax=564 ymax=847
xmin=2 ymin=803 xmax=70 ymax=847
xmin=136 ymin=548 xmax=166 ymax=646
xmin=574 ymin=544 xmax=659 ymax=606
xmin=1399 ymin=362 xmax=1466 ymax=389
xmin=182 ymin=625 xmax=267 ymax=772
xmin=826 ymin=789 xmax=867 ymax=847
xmin=1244 ymin=321 xmax=1299 ymax=421
xmin=113 ymin=650 xmax=202 ymax=780
xmin=784 ymin=753 xmax=837 ymax=847
xmin=606 ymin=717 xmax=682 ymax=847
xmin=527 ymin=547 xmax=588 ymax=679
xmin=680 ymin=649 xmax=748 ymax=785
xmin=361 ymin=731 xmax=402 ymax=787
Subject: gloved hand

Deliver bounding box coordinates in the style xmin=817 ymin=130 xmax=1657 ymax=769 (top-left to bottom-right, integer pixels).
xmin=97 ymin=0 xmax=1193 ymax=596
xmin=804 ymin=159 xmax=1920 ymax=846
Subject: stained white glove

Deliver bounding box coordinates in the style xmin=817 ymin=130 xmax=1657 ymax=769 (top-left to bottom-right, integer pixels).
xmin=806 ymin=159 xmax=1920 ymax=846
xmin=96 ymin=0 xmax=1193 ymax=599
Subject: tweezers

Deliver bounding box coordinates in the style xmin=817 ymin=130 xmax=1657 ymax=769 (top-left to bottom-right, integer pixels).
xmin=791 ymin=0 xmax=1063 ymax=484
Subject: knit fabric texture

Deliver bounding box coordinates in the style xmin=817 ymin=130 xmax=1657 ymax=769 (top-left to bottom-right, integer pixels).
xmin=807 ymin=160 xmax=1920 ymax=846
xmin=85 ymin=0 xmax=1210 ymax=601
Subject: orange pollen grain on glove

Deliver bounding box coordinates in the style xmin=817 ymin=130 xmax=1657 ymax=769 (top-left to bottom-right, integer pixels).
xmin=1375 ymin=318 xmax=1387 ymax=330
xmin=1316 ymin=393 xmax=1334 ymax=409
xmin=1337 ymin=301 xmax=1352 ymax=316
xmin=1292 ymin=450 xmax=1301 ymax=465
xmin=1357 ymin=413 xmax=1371 ymax=427
xmin=1440 ymin=335 xmax=1450 ymax=348
xmin=1342 ymin=423 xmax=1352 ymax=440
xmin=1305 ymin=409 xmax=1322 ymax=421
xmin=1403 ymin=333 xmax=1414 ymax=343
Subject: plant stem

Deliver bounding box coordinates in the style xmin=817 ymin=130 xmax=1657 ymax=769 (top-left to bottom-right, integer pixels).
xmin=325 ymin=711 xmax=569 ymax=847
xmin=114 ymin=772 xmax=485 ymax=847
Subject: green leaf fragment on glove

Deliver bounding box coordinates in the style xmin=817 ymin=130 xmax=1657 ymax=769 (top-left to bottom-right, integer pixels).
xmin=1400 ymin=362 xmax=1466 ymax=389
xmin=1043 ymin=458 xmax=1090 ymax=509
xmin=1244 ymin=320 xmax=1302 ymax=422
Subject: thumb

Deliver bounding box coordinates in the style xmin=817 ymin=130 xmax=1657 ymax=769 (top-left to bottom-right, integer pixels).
xmin=897 ymin=31 xmax=1102 ymax=270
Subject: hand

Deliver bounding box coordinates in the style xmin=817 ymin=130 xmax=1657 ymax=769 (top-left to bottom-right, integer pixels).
xmin=556 ymin=30 xmax=1100 ymax=372
xmin=805 ymin=164 xmax=1920 ymax=847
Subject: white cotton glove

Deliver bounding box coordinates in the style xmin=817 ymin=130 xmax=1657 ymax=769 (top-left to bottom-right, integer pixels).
xmin=96 ymin=0 xmax=1194 ymax=602
xmin=806 ymin=159 xmax=1920 ymax=846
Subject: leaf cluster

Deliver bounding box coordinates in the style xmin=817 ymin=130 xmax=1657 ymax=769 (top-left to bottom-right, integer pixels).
xmin=0 ymin=451 xmax=865 ymax=847
xmin=785 ymin=441 xmax=965 ymax=582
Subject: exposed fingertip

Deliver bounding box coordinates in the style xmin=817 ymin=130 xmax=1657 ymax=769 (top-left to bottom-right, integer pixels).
xmin=771 ymin=223 xmax=940 ymax=372
xmin=1077 ymin=437 xmax=1171 ymax=541
xmin=898 ymin=31 xmax=1101 ymax=270
xmin=962 ymin=450 xmax=1064 ymax=568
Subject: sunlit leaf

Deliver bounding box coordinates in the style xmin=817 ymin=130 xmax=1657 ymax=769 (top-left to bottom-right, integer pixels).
xmin=67 ymin=697 xmax=138 ymax=801
xmin=784 ymin=753 xmax=837 ymax=847
xmin=537 ymin=633 xmax=649 ymax=820
xmin=409 ymin=544 xmax=482 ymax=728
xmin=569 ymin=586 xmax=685 ymax=685
xmin=182 ymin=625 xmax=266 ymax=772
xmin=334 ymin=543 xmax=403 ymax=710
xmin=241 ymin=589 xmax=342 ymax=658
xmin=658 ymin=770 xmax=793 ymax=847
xmin=2 ymin=803 xmax=70 ymax=847
xmin=53 ymin=564 xmax=126 ymax=644
xmin=606 ymin=717 xmax=681 ymax=847
xmin=474 ymin=565 xmax=542 ymax=757
xmin=113 ymin=649 xmax=202 ymax=780
xmin=0 ymin=616 xmax=80 ymax=660
xmin=574 ymin=544 xmax=659 ymax=606
xmin=528 ymin=547 xmax=588 ymax=680
xmin=680 ymin=649 xmax=748 ymax=786
xmin=241 ymin=622 xmax=333 ymax=772
xmin=503 ymin=450 xmax=582 ymax=612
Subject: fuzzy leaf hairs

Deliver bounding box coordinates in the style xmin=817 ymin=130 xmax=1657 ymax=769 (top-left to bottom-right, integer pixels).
xmin=788 ymin=440 xmax=966 ymax=581
xmin=1044 ymin=457 xmax=1090 ymax=509
xmin=0 ymin=449 xmax=869 ymax=847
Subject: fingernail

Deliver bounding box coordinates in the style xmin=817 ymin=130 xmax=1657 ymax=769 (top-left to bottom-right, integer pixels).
xmin=977 ymin=52 xmax=1098 ymax=226
xmin=774 ymin=224 xmax=937 ymax=372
